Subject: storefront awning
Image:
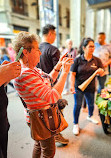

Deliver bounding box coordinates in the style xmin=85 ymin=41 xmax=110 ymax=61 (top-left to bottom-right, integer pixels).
xmin=87 ymin=0 xmax=110 ymax=5
xmin=87 ymin=0 xmax=111 ymax=9
xmin=0 ymin=34 xmax=15 ymax=39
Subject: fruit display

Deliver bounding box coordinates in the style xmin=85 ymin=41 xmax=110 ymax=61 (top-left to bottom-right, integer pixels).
xmin=105 ymin=77 xmax=111 ymax=87
xmin=96 ymin=88 xmax=111 ymax=117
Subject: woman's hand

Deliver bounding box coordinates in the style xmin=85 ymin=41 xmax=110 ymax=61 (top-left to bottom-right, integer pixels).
xmin=103 ymin=62 xmax=108 ymax=68
xmin=57 ymin=52 xmax=71 ymax=69
xmin=54 ymin=52 xmax=73 ymax=72
xmin=0 ymin=61 xmax=21 ymax=86
xmin=9 ymin=62 xmax=21 ymax=79
xmin=70 ymin=86 xmax=76 ymax=94
xmin=103 ymin=59 xmax=111 ymax=68
xmin=59 ymin=52 xmax=69 ymax=62
xmin=96 ymin=68 xmax=104 ymax=76
xmin=62 ymin=57 xmax=74 ymax=74
xmin=2 ymin=61 xmax=21 ymax=80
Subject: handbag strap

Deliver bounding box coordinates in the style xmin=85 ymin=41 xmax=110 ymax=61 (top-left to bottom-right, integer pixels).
xmin=19 ymin=96 xmax=27 ymax=108
xmin=19 ymin=95 xmax=61 ymax=132
xmin=38 ymin=107 xmax=61 ymax=133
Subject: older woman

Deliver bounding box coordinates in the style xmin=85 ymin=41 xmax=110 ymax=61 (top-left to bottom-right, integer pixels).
xmin=62 ymin=39 xmax=77 ymax=95
xmin=12 ymin=31 xmax=73 ymax=158
xmin=70 ymin=37 xmax=104 ymax=136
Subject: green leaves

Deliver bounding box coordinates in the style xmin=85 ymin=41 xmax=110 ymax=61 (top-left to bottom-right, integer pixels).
xmin=108 ymin=100 xmax=111 ymax=110
xmin=96 ymin=94 xmax=111 ymax=117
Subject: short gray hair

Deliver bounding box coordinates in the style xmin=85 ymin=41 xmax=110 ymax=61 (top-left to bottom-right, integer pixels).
xmin=12 ymin=31 xmax=40 ymax=58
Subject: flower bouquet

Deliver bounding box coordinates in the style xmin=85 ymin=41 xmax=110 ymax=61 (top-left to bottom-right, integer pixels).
xmin=96 ymin=88 xmax=111 ymax=124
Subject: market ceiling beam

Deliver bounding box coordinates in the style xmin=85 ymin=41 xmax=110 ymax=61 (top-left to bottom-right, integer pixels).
xmin=88 ymin=1 xmax=111 ymax=10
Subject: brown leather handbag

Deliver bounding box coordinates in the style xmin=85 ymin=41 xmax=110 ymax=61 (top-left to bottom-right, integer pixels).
xmin=29 ymin=105 xmax=68 ymax=141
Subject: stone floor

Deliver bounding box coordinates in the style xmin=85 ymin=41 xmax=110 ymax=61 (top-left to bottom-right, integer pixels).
xmin=7 ymin=85 xmax=111 ymax=158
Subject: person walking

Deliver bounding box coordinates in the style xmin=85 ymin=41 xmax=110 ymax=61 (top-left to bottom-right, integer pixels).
xmin=37 ymin=24 xmax=69 ymax=145
xmin=93 ymin=32 xmax=111 ymax=93
xmin=7 ymin=43 xmax=16 ymax=62
xmin=70 ymin=37 xmax=104 ymax=135
xmin=62 ymin=39 xmax=77 ymax=95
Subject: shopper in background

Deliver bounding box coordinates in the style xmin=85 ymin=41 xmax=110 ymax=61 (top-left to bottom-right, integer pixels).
xmin=77 ymin=38 xmax=87 ymax=112
xmin=37 ymin=24 xmax=69 ymax=145
xmin=62 ymin=39 xmax=77 ymax=95
xmin=70 ymin=37 xmax=104 ymax=135
xmin=0 ymin=47 xmax=11 ymax=64
xmin=59 ymin=46 xmax=65 ymax=56
xmin=7 ymin=43 xmax=16 ymax=62
xmin=93 ymin=32 xmax=111 ymax=93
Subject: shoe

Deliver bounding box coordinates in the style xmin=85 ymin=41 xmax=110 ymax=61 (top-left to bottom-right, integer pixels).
xmin=87 ymin=116 xmax=99 ymax=124
xmin=55 ymin=133 xmax=69 ymax=145
xmin=73 ymin=124 xmax=79 ymax=135
xmin=107 ymin=125 xmax=111 ymax=134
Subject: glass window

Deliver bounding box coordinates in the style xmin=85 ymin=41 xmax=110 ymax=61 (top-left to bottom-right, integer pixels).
xmin=59 ymin=33 xmax=62 ymax=45
xmin=66 ymin=34 xmax=70 ymax=39
xmin=12 ymin=0 xmax=28 ymax=16
xmin=18 ymin=0 xmax=23 ymax=8
xmin=36 ymin=0 xmax=39 ymax=19
xmin=59 ymin=5 xmax=62 ymax=26
xmin=37 ymin=29 xmax=40 ymax=36
xmin=13 ymin=25 xmax=28 ymax=32
xmin=66 ymin=8 xmax=70 ymax=28
xmin=12 ymin=0 xmax=17 ymax=6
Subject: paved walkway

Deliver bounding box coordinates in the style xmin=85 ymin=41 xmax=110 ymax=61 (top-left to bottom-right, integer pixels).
xmin=7 ymin=87 xmax=111 ymax=158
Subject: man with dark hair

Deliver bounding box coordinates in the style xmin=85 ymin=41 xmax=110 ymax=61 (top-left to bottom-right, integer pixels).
xmin=37 ymin=24 xmax=69 ymax=145
xmin=93 ymin=32 xmax=111 ymax=93
xmin=42 ymin=24 xmax=56 ymax=35
xmin=94 ymin=32 xmax=106 ymax=49
xmin=37 ymin=24 xmax=60 ymax=73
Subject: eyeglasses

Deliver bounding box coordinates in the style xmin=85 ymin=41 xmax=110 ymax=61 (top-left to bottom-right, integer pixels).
xmin=87 ymin=46 xmax=95 ymax=49
xmin=24 ymin=47 xmax=32 ymax=52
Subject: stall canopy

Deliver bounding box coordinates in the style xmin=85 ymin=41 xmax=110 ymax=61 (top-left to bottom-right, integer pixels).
xmin=87 ymin=0 xmax=110 ymax=5
xmin=0 ymin=34 xmax=15 ymax=39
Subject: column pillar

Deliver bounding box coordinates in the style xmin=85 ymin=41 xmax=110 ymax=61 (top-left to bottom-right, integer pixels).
xmin=85 ymin=2 xmax=96 ymax=39
xmin=104 ymin=9 xmax=110 ymax=42
xmin=70 ymin=0 xmax=86 ymax=47
xmin=70 ymin=0 xmax=81 ymax=47
xmin=96 ymin=9 xmax=104 ymax=33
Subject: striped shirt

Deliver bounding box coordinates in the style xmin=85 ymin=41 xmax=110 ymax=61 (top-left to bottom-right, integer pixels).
xmin=14 ymin=66 xmax=60 ymax=123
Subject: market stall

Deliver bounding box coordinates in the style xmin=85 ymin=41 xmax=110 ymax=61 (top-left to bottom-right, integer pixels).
xmin=96 ymin=87 xmax=111 ymax=134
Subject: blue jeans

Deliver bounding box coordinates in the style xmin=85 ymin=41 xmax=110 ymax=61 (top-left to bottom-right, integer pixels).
xmin=73 ymin=89 xmax=95 ymax=124
xmin=97 ymin=75 xmax=107 ymax=94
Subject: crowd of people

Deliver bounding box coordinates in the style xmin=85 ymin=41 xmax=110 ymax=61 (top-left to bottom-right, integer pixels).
xmin=0 ymin=24 xmax=111 ymax=158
